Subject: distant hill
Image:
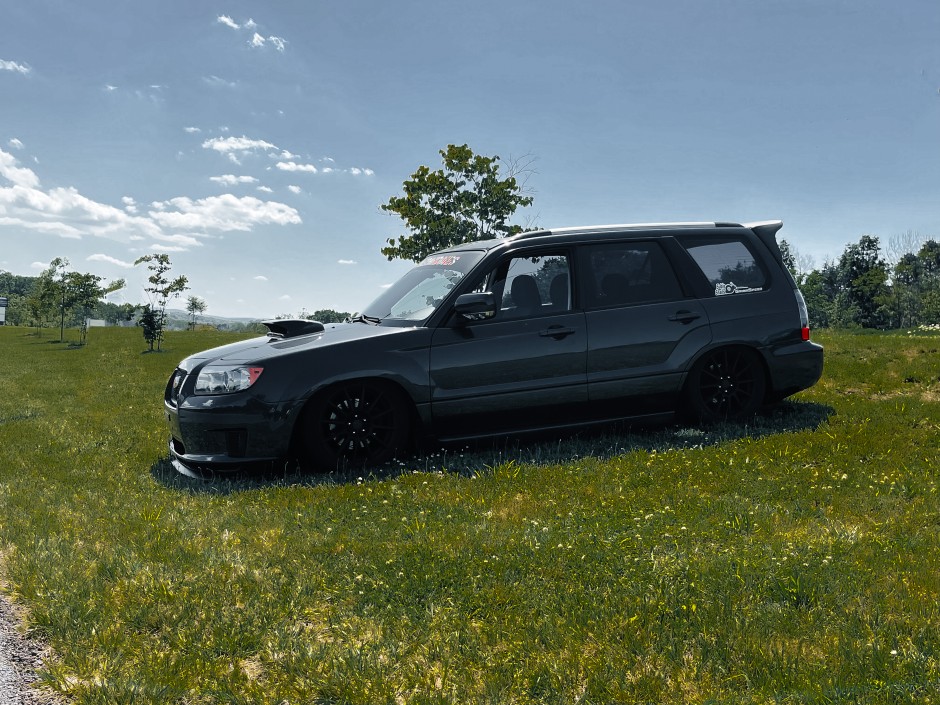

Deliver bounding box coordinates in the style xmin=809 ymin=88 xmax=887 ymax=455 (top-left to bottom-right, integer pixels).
xmin=164 ymin=308 xmax=260 ymax=329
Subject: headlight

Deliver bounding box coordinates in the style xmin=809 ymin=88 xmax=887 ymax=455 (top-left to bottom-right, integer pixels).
xmin=194 ymin=366 xmax=264 ymax=395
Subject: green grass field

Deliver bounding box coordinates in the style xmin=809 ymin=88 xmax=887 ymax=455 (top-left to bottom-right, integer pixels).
xmin=0 ymin=325 xmax=938 ymax=704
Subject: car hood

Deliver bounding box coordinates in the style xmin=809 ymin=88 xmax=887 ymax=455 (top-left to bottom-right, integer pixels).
xmin=176 ymin=322 xmax=419 ymax=371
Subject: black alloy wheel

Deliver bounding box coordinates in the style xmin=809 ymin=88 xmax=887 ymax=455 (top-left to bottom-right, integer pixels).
xmin=686 ymin=347 xmax=766 ymax=422
xmin=302 ymin=381 xmax=410 ymax=471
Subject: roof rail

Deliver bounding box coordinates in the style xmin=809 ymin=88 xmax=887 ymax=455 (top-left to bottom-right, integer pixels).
xmin=509 ymin=221 xmax=744 ymax=242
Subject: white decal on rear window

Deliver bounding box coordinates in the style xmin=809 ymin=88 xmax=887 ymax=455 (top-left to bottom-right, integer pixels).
xmin=715 ymin=282 xmax=762 ymax=296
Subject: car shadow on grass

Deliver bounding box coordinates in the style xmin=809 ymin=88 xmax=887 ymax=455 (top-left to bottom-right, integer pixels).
xmin=150 ymin=399 xmax=835 ymax=495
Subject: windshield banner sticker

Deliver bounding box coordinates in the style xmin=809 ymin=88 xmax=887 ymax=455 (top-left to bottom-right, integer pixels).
xmin=715 ymin=281 xmax=762 ymax=296
xmin=420 ymin=255 xmax=460 ymax=267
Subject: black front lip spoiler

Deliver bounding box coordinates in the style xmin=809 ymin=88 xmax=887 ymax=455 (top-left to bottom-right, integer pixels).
xmin=168 ymin=439 xmax=279 ymax=478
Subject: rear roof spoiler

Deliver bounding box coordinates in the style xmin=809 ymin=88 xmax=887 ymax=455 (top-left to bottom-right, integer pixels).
xmin=743 ymin=220 xmax=796 ymax=286
xmin=743 ymin=220 xmax=784 ymax=254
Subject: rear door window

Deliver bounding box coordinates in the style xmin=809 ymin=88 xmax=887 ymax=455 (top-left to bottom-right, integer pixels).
xmin=679 ymin=238 xmax=767 ymax=296
xmin=579 ymin=241 xmax=683 ymax=309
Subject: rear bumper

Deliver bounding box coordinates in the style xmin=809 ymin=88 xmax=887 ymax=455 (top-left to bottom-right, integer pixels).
xmin=766 ymin=340 xmax=824 ymax=397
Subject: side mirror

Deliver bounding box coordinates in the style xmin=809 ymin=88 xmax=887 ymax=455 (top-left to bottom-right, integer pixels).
xmin=453 ymin=292 xmax=496 ymax=322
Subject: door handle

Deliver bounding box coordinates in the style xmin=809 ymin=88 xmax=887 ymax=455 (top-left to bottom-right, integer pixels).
xmin=539 ymin=325 xmax=576 ymax=339
xmin=668 ymin=310 xmax=701 ymax=324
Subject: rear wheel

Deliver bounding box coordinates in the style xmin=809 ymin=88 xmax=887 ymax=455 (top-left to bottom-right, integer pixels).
xmin=301 ymin=381 xmax=411 ymax=472
xmin=686 ymin=347 xmax=766 ymax=423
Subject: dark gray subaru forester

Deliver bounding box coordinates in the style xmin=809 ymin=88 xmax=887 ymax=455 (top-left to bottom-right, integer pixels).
xmin=165 ymin=220 xmax=823 ymax=474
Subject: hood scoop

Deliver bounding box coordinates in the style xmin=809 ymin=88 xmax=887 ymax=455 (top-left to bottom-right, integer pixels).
xmin=261 ymin=319 xmax=325 ymax=339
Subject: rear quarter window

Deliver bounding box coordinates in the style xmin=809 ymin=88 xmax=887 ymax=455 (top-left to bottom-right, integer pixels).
xmin=679 ymin=238 xmax=767 ymax=296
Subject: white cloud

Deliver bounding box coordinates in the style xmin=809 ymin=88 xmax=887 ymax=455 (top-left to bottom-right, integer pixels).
xmin=152 ymin=233 xmax=202 ymax=248
xmin=245 ymin=18 xmax=257 ymax=29
xmin=0 ymin=216 xmax=82 ymax=238
xmin=210 ymin=174 xmax=259 ymax=186
xmin=248 ymin=33 xmax=287 ymax=52
xmin=148 ymin=194 xmax=301 ymax=232
xmin=203 ymin=135 xmax=277 ymax=157
xmin=203 ymin=75 xmax=238 ymax=89
xmin=338 ymin=259 xmax=357 ymax=265
xmin=147 ymin=244 xmax=189 ymax=253
xmin=277 ymin=150 xmax=297 ymax=159
xmin=7 ymin=138 xmax=23 ymax=150
xmin=0 ymin=147 xmax=300 ymax=249
xmin=104 ymin=84 xmax=118 ymax=92
xmin=217 ymin=15 xmax=240 ymax=29
xmin=0 ymin=149 xmax=40 ymax=188
xmin=30 ymin=261 xmax=47 ymax=270
xmin=279 ymin=294 xmax=291 ymax=301
xmin=288 ymin=185 xmax=302 ymax=194
xmin=254 ymin=275 xmax=268 ymax=281
xmin=0 ymin=60 xmax=30 ymax=75
xmin=184 ymin=126 xmax=201 ymax=134
xmin=256 ymin=185 xmax=273 ymax=193
xmin=87 ymin=254 xmax=134 ymax=268
xmin=276 ymin=161 xmax=316 ymax=173
xmin=321 ymin=167 xmax=334 ymax=174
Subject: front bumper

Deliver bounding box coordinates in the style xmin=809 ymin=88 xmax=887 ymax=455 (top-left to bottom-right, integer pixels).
xmin=165 ymin=394 xmax=305 ymax=474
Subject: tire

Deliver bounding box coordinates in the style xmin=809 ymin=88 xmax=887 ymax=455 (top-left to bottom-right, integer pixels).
xmin=301 ymin=381 xmax=411 ymax=472
xmin=685 ymin=347 xmax=766 ymax=423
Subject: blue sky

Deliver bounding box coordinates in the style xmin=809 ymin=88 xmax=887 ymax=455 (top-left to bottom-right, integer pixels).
xmin=2 ymin=0 xmax=938 ymax=318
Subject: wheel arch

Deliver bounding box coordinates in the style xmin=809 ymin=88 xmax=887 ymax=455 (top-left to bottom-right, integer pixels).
xmin=681 ymin=342 xmax=772 ymax=401
xmin=287 ymin=375 xmax=424 ymax=462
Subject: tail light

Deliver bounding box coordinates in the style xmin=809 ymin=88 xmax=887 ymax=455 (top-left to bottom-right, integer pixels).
xmin=795 ymin=290 xmax=811 ymax=340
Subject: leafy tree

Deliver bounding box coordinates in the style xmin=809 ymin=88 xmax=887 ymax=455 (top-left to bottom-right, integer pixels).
xmin=891 ymin=252 xmax=923 ymax=328
xmin=49 ymin=257 xmax=71 ymax=341
xmin=65 ymin=271 xmax=125 ymax=345
xmin=96 ymin=301 xmax=137 ymax=326
xmin=186 ymin=295 xmax=208 ymax=331
xmin=778 ymin=239 xmax=814 ymax=286
xmin=0 ymin=270 xmax=37 ymax=297
xmin=134 ymin=254 xmax=189 ymax=351
xmin=906 ymin=239 xmax=940 ymax=325
xmin=801 ymin=267 xmax=835 ymax=329
xmin=25 ymin=270 xmax=56 ymax=334
xmin=381 ymin=144 xmax=535 ymax=263
xmin=137 ymin=306 xmax=161 ymax=350
xmin=917 ymin=239 xmax=940 ymax=279
xmin=832 ymin=235 xmax=890 ymax=328
xmin=307 ymin=309 xmax=350 ymax=323
xmin=2 ymin=293 xmax=27 ymax=326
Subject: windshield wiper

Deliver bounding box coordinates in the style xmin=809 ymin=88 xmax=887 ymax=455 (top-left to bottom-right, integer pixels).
xmin=346 ymin=312 xmax=382 ymax=325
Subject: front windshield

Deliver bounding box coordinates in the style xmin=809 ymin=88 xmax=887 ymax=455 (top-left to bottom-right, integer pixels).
xmin=361 ymin=251 xmax=485 ymax=323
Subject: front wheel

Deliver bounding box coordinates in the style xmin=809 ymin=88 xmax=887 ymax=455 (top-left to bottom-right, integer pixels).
xmin=685 ymin=347 xmax=766 ymax=423
xmin=300 ymin=381 xmax=411 ymax=472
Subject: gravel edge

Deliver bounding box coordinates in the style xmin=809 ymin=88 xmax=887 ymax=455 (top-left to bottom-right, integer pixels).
xmin=0 ymin=593 xmax=65 ymax=705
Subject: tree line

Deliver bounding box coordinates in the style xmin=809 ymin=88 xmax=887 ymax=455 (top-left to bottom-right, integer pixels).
xmin=781 ymin=234 xmax=940 ymax=330
xmin=1 ymin=255 xmax=351 ymax=349
xmin=1 ymin=254 xmax=200 ymax=350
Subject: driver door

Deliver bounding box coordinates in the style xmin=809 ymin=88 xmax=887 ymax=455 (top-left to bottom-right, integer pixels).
xmin=428 ymin=249 xmax=588 ymax=438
